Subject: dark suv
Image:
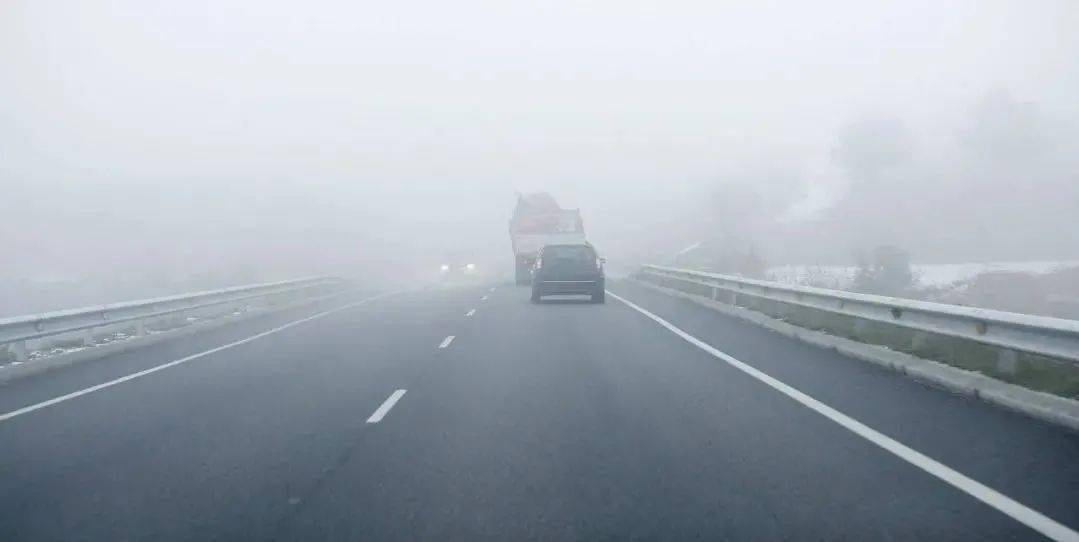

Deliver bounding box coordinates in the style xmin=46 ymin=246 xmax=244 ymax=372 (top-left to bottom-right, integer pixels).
xmin=530 ymin=243 xmax=605 ymax=303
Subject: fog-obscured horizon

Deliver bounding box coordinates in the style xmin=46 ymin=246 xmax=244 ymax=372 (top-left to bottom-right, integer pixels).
xmin=3 ymin=0 xmax=1078 ymax=306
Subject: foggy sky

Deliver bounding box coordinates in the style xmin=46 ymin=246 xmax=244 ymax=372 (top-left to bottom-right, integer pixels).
xmin=3 ymin=0 xmax=1078 ymax=283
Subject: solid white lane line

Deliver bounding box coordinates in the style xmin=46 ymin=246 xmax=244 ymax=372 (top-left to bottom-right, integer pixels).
xmin=0 ymin=291 xmax=403 ymax=425
xmin=366 ymin=389 xmax=407 ymax=424
xmin=465 ymin=309 xmax=476 ymax=317
xmin=607 ymin=290 xmax=1079 ymax=542
xmin=439 ymin=335 xmax=456 ymax=348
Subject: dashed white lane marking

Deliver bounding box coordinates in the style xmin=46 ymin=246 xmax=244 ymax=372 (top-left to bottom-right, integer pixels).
xmin=608 ymin=290 xmax=1079 ymax=542
xmin=481 ymin=295 xmax=489 ymax=301
xmin=366 ymin=389 xmax=407 ymax=424
xmin=439 ymin=335 xmax=456 ymax=349
xmin=0 ymin=291 xmax=403 ymax=425
xmin=489 ymin=287 xmax=496 ymax=292
xmin=465 ymin=309 xmax=476 ymax=317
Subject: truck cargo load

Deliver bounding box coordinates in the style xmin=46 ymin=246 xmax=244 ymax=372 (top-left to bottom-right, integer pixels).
xmin=509 ymin=193 xmax=586 ymax=285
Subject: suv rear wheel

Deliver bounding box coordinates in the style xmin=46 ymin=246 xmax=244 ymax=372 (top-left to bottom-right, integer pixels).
xmin=591 ymin=288 xmax=605 ymax=304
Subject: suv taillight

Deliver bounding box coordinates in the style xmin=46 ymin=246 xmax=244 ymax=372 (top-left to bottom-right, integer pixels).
xmin=534 ymin=258 xmax=542 ymax=269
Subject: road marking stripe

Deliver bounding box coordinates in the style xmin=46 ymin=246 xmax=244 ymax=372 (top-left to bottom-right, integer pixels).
xmin=608 ymin=290 xmax=1079 ymax=542
xmin=465 ymin=309 xmax=476 ymax=317
xmin=366 ymin=389 xmax=407 ymax=423
xmin=489 ymin=287 xmax=496 ymax=292
xmin=439 ymin=335 xmax=455 ymax=348
xmin=0 ymin=291 xmax=402 ymax=425
xmin=481 ymin=295 xmax=489 ymax=301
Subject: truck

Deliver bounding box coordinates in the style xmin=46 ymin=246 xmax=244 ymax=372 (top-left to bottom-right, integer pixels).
xmin=509 ymin=193 xmax=586 ymax=285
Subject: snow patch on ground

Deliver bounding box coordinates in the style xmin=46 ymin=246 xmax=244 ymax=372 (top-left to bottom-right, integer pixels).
xmin=767 ymin=260 xmax=1079 ymax=290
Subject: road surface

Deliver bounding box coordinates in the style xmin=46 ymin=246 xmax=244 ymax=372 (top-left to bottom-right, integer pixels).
xmin=2 ymin=281 xmax=1078 ymax=540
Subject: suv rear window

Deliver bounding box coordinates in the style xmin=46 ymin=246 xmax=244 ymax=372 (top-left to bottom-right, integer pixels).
xmin=543 ymin=245 xmax=595 ymax=262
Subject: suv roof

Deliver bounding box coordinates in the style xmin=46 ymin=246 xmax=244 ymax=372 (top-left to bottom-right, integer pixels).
xmin=541 ymin=242 xmax=594 ymax=250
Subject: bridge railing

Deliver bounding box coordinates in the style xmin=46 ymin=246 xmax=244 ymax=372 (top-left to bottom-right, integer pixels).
xmin=0 ymin=277 xmax=347 ymax=363
xmin=637 ymin=265 xmax=1079 ymax=396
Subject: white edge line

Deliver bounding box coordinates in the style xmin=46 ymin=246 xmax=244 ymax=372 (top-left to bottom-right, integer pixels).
xmin=606 ymin=289 xmax=1079 ymax=542
xmin=366 ymin=389 xmax=407 ymax=424
xmin=439 ymin=335 xmax=456 ymax=348
xmin=465 ymin=309 xmax=476 ymax=317
xmin=0 ymin=291 xmax=404 ymax=425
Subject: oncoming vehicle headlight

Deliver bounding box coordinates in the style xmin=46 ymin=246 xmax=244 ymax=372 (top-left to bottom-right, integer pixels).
xmin=440 ymin=264 xmax=450 ymax=272
xmin=466 ymin=263 xmax=476 ymax=270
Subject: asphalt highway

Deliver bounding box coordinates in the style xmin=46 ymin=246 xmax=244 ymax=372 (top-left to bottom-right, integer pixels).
xmin=2 ymin=281 xmax=1078 ymax=540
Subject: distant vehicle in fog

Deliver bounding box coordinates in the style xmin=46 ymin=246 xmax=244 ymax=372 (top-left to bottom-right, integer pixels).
xmin=439 ymin=252 xmax=480 ymax=282
xmin=509 ymin=193 xmax=586 ymax=285
xmin=531 ymin=243 xmax=606 ymax=303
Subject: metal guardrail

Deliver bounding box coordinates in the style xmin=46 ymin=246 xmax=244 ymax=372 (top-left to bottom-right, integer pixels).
xmin=0 ymin=277 xmax=346 ymax=362
xmin=640 ymin=264 xmax=1079 ymax=364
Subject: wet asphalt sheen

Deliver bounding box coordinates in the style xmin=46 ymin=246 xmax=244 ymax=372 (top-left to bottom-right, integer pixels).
xmin=1 ymin=281 xmax=1078 ymax=541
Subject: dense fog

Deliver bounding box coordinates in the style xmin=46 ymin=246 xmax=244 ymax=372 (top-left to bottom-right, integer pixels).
xmin=3 ymin=0 xmax=1077 ymax=312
